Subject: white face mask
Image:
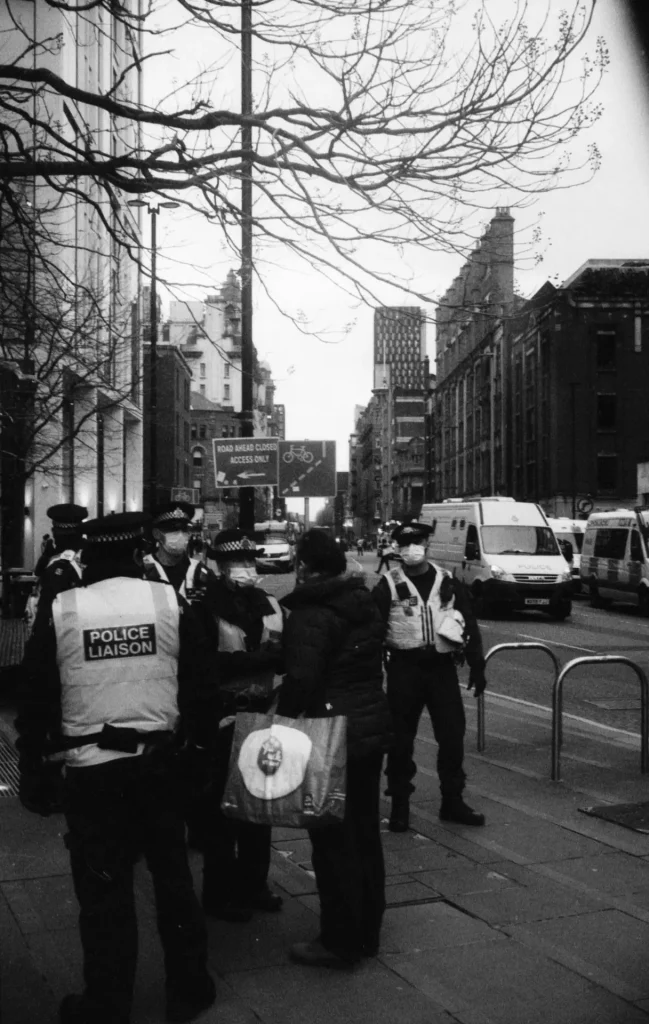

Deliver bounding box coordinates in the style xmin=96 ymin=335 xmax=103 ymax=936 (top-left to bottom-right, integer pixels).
xmin=401 ymin=544 xmax=427 ymax=566
xmin=160 ymin=531 xmax=190 ymax=557
xmin=227 ymin=564 xmax=257 ymax=587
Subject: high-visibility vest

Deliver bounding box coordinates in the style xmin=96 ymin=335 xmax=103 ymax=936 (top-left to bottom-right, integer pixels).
xmin=218 ymin=594 xmax=283 ymax=701
xmin=144 ymin=555 xmax=205 ymax=602
xmin=385 ymin=564 xmax=465 ymax=655
xmin=53 ymin=577 xmax=180 ymax=767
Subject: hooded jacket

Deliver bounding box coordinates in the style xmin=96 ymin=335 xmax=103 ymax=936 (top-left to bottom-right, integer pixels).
xmin=276 ymin=573 xmax=392 ymax=759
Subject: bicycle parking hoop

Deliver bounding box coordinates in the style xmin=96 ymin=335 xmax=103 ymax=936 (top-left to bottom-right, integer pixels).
xmin=478 ymin=643 xmax=560 ymax=753
xmin=551 ymin=656 xmax=649 ymax=782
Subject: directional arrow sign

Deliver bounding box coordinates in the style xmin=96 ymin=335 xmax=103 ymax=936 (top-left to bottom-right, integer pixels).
xmin=278 ymin=440 xmax=337 ymax=497
xmin=212 ymin=437 xmax=279 ymax=488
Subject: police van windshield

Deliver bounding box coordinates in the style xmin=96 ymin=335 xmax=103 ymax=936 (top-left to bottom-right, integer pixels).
xmin=480 ymin=526 xmax=559 ymax=556
xmin=557 ymin=530 xmax=584 ymax=553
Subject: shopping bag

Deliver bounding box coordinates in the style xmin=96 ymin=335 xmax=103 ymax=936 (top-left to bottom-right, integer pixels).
xmin=220 ymin=712 xmax=346 ymax=828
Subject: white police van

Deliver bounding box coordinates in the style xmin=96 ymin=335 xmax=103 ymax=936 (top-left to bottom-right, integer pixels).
xmin=419 ymin=497 xmax=573 ymax=618
xmin=547 ymin=517 xmax=586 ymax=595
xmin=579 ymin=508 xmax=649 ymax=615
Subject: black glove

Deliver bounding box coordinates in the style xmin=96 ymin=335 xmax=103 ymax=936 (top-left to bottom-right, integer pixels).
xmin=467 ymin=664 xmax=487 ymax=698
xmin=18 ymin=762 xmax=56 ymax=816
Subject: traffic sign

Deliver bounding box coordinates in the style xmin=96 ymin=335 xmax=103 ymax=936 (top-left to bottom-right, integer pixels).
xmin=171 ymin=487 xmax=200 ymax=505
xmin=212 ymin=437 xmax=279 ymax=488
xmin=278 ymin=440 xmax=337 ymax=497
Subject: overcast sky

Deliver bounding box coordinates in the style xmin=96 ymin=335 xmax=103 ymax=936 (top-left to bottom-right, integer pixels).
xmin=154 ymin=2 xmax=649 ymax=496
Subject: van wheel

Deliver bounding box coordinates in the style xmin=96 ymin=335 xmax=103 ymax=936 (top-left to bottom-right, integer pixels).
xmin=550 ymin=600 xmax=571 ymax=621
xmin=589 ymin=581 xmax=611 ymax=609
xmin=639 ymin=588 xmax=649 ymax=618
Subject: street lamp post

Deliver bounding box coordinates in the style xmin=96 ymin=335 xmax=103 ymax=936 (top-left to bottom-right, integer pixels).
xmin=128 ymin=199 xmax=179 ymax=511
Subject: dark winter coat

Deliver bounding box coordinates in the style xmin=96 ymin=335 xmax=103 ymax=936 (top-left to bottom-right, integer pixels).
xmin=276 ymin=573 xmax=392 ymax=760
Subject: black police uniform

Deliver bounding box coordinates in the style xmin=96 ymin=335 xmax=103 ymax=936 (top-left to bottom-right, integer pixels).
xmin=15 ymin=512 xmax=215 ymax=1024
xmin=373 ymin=523 xmax=487 ymax=830
xmin=201 ymin=529 xmax=284 ymax=921
xmin=30 ymin=503 xmax=87 ymax=628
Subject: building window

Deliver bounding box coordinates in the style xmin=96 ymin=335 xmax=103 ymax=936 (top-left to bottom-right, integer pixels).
xmin=192 ymin=447 xmax=204 ymax=468
xmin=199 ymin=424 xmax=207 ymax=439
xmin=200 ymin=384 xmax=206 ymax=396
xmin=596 ymin=394 xmax=616 ymax=432
xmin=175 ymin=413 xmax=180 ymax=442
xmin=597 ymin=454 xmax=617 ymax=492
xmin=200 ymin=363 xmax=206 ymax=378
xmin=224 ymin=384 xmax=230 ymax=400
xmin=596 ymin=331 xmax=616 ymax=371
xmin=191 ymin=423 xmax=197 ymax=440
xmin=224 ymin=363 xmax=230 ymax=378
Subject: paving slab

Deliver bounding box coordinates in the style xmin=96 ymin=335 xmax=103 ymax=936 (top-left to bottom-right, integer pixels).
xmin=415 ymin=862 xmax=530 ymax=897
xmin=451 ymin=873 xmax=609 ymax=925
xmin=508 ymin=909 xmax=649 ymax=1000
xmin=384 ymin=938 xmax=649 ymax=1024
xmin=470 ymin=819 xmax=614 ymax=863
xmin=225 ymin=959 xmax=454 ymax=1024
xmin=379 ymin=900 xmax=503 ymax=955
xmin=540 ymin=852 xmax=649 ymax=897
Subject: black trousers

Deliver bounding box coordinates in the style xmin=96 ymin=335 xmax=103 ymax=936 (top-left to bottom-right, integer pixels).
xmin=376 ymin=554 xmax=392 ymax=573
xmin=308 ymin=750 xmax=385 ymax=959
xmin=64 ymin=756 xmax=208 ymax=1023
xmin=202 ymin=722 xmax=272 ymax=905
xmin=386 ymin=653 xmax=466 ymax=799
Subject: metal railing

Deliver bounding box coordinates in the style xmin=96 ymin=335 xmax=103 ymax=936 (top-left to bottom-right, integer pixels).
xmin=478 ymin=643 xmax=560 ymax=752
xmin=551 ymin=656 xmax=649 ymax=781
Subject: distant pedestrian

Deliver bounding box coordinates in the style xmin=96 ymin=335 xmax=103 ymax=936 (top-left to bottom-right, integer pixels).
xmin=376 ymin=539 xmax=392 ymax=574
xmin=356 ymin=538 xmax=364 ymax=557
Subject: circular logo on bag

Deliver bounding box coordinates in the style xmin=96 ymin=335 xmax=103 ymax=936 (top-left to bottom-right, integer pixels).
xmin=238 ymin=725 xmax=313 ymax=800
xmin=257 ymin=736 xmax=283 ymax=776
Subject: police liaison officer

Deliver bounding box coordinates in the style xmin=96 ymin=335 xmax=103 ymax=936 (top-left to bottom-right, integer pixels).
xmin=373 ymin=522 xmax=488 ymax=832
xmin=15 ymin=512 xmax=216 ymax=1024
xmin=201 ymin=529 xmax=285 ymax=922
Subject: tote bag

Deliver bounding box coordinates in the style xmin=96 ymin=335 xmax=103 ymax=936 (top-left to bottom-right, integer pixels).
xmin=221 ymin=711 xmax=346 ymax=828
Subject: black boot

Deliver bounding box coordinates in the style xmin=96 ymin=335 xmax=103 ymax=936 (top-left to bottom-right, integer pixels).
xmin=439 ymin=797 xmax=485 ymax=827
xmin=388 ymin=795 xmax=409 ymax=832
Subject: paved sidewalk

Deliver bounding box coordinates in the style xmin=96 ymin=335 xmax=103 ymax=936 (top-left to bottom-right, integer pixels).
xmin=2 ymin=689 xmax=649 ymax=1024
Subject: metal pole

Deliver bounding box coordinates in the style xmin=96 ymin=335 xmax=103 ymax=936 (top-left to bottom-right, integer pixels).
xmin=570 ymin=382 xmax=577 ymax=518
xmin=239 ymin=0 xmax=255 ymax=532
xmin=304 ymin=497 xmax=310 ymax=530
xmin=149 ymin=209 xmax=158 ymax=513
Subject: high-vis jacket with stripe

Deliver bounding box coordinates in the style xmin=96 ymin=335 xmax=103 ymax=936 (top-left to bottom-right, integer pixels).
xmin=53 ymin=577 xmax=180 ymax=767
xmin=144 ymin=555 xmax=208 ymax=603
xmin=384 ymin=564 xmax=466 ymax=655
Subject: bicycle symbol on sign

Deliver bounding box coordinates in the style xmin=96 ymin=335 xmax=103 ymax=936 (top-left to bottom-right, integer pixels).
xmin=282 ymin=445 xmax=314 ymax=465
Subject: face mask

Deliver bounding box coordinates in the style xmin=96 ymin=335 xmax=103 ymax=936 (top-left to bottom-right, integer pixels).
xmin=161 ymin=531 xmax=189 ymax=557
xmin=401 ymin=544 xmax=427 ymax=566
xmin=228 ymin=565 xmax=257 ymax=586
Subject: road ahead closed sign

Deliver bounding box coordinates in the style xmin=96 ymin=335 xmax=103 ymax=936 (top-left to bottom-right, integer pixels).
xmin=212 ymin=437 xmax=279 ymax=488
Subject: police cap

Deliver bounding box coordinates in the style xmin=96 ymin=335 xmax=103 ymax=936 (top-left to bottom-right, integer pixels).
xmin=211 ymin=528 xmax=263 ymax=561
xmin=391 ymin=521 xmax=434 ymax=547
xmin=83 ymin=511 xmax=151 ymax=547
xmin=151 ymin=502 xmax=195 ymax=532
xmin=46 ymin=503 xmax=88 ymax=532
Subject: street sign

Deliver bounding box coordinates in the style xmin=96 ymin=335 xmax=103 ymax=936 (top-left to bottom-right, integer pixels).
xmin=171 ymin=487 xmax=200 ymax=505
xmin=212 ymin=437 xmax=279 ymax=488
xmin=278 ymin=440 xmax=337 ymax=498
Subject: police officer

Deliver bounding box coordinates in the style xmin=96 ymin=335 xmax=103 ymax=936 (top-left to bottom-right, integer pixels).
xmin=373 ymin=522 xmax=487 ymax=832
xmin=201 ymin=529 xmax=284 ymax=921
xmin=26 ymin=504 xmax=87 ymax=631
xmin=144 ymin=501 xmax=213 ymax=600
xmin=16 ymin=512 xmax=215 ymax=1024
xmin=144 ymin=501 xmax=219 ymax=852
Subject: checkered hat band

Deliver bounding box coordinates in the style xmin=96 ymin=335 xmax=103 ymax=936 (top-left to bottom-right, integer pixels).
xmin=214 ymin=539 xmax=256 ymax=555
xmin=53 ymin=522 xmax=82 ymax=530
xmin=86 ymin=529 xmax=144 ymax=544
xmin=156 ymin=508 xmax=190 ymax=523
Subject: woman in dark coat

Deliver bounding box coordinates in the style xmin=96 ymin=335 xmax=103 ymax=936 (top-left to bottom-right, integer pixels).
xmin=276 ymin=529 xmax=392 ymax=968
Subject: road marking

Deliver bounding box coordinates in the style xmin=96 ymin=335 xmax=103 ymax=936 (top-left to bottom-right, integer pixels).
xmin=477 ymin=690 xmax=643 ymax=740
xmin=505 ymin=630 xmax=596 ymax=655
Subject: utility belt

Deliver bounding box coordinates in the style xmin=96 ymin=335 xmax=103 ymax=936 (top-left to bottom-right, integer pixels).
xmin=47 ymin=726 xmax=176 ymax=756
xmin=386 ymin=645 xmax=458 ymax=665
